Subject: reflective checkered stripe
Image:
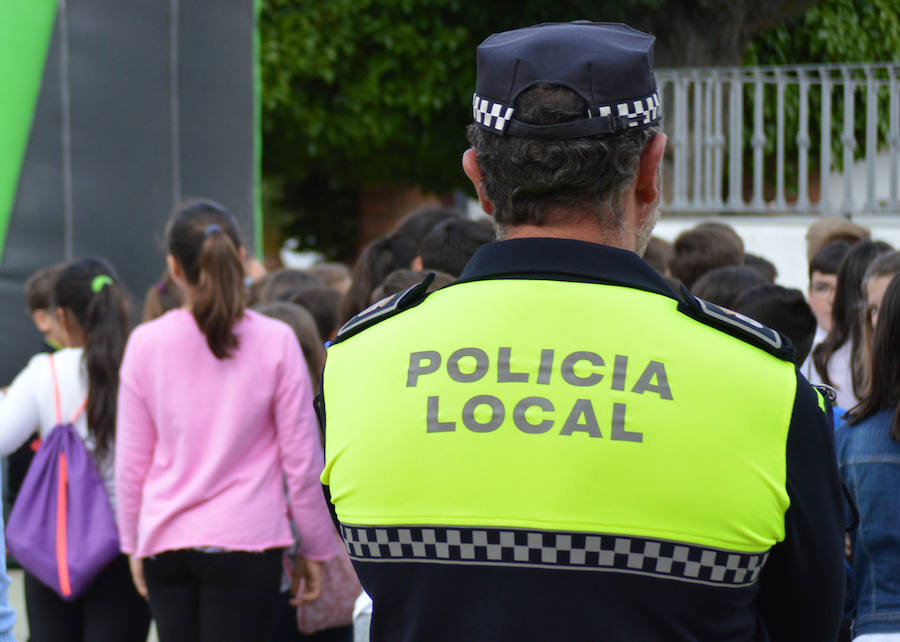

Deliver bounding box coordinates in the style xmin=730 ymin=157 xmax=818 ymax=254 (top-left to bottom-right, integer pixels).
xmin=472 ymin=94 xmax=515 ymax=132
xmin=340 ymin=524 xmax=768 ymax=588
xmin=472 ymin=91 xmax=660 ymax=135
xmin=598 ymin=91 xmax=661 ymax=127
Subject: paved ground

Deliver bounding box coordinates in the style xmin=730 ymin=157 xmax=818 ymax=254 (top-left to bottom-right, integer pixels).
xmin=8 ymin=571 xmax=25 ymax=642
xmin=8 ymin=569 xmax=159 ymax=641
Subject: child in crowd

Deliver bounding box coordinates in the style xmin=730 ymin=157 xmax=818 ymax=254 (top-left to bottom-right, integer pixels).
xmin=388 ymin=206 xmax=463 ymax=270
xmin=689 ymin=266 xmax=766 ymax=309
xmin=862 ymin=252 xmax=900 ymax=336
xmin=856 ymin=252 xmax=900 ymax=401
xmin=806 ymin=216 xmax=870 ymax=263
xmin=837 ymin=273 xmax=900 ymax=641
xmin=743 ymin=254 xmax=777 ymax=283
xmin=5 ymin=263 xmax=70 ymax=522
xmin=256 ymin=301 xmax=356 ymax=642
xmin=255 ymin=302 xmax=326 ymax=393
xmin=811 ymin=240 xmax=892 ymax=410
xmin=0 ymin=258 xmax=150 ymax=641
xmin=24 ymin=263 xmax=68 ymax=350
xmin=115 ymin=200 xmax=338 ymax=642
xmin=801 ymin=240 xmax=851 ymax=384
xmin=807 ymin=241 xmax=852 ymax=339
xmin=731 ymin=285 xmax=817 ymax=367
xmin=642 ymin=237 xmax=670 ymax=275
xmin=412 ymin=218 xmax=494 ymax=277
xmin=369 ymin=269 xmax=455 ymax=304
xmin=340 ymin=207 xmax=462 ymax=323
xmin=667 ymin=223 xmax=744 ymax=288
xmin=252 ymin=268 xmax=320 ymax=306
xmin=141 ymin=270 xmax=182 ymax=322
xmin=286 ymin=286 xmax=342 ymax=343
xmin=307 ymin=263 xmax=352 ymax=295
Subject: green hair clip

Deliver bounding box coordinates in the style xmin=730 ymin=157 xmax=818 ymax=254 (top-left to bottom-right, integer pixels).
xmin=91 ymin=275 xmax=114 ymax=293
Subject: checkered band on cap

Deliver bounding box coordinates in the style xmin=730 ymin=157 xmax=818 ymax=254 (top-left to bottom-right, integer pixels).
xmin=340 ymin=523 xmax=769 ymax=588
xmin=473 ymin=90 xmax=661 ymax=138
xmin=473 ymin=93 xmax=515 ymax=133
xmin=598 ymin=92 xmax=661 ymax=128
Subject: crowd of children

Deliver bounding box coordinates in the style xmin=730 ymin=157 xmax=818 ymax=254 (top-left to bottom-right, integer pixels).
xmin=0 ymin=204 xmax=898 ymax=641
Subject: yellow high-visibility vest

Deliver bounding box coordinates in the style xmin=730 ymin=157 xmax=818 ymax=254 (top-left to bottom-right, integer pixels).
xmin=322 ymin=277 xmax=796 ymax=554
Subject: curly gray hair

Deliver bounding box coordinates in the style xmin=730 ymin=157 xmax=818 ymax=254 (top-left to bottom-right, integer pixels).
xmin=467 ymin=84 xmax=660 ymax=231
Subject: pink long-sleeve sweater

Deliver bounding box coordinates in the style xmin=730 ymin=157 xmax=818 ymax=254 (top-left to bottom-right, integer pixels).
xmin=115 ymin=308 xmax=338 ymax=561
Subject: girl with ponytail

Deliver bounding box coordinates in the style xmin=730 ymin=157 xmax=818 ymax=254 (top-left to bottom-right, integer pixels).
xmin=0 ymin=258 xmax=151 ymax=640
xmin=115 ymin=200 xmax=337 ymax=642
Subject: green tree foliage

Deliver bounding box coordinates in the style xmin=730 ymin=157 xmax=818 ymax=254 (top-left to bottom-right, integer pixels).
xmin=259 ymin=0 xmax=821 ymax=258
xmin=261 ymin=0 xmax=674 ymax=190
xmin=260 ymin=0 xmax=668 ymax=258
xmin=745 ymin=0 xmax=900 ymax=65
xmin=261 ymin=0 xmax=470 ymax=259
xmin=262 ymin=0 xmax=470 ymax=192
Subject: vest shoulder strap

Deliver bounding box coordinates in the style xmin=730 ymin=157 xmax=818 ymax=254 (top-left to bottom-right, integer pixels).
xmin=677 ymin=286 xmax=796 ymax=362
xmin=333 ymin=273 xmax=434 ymax=344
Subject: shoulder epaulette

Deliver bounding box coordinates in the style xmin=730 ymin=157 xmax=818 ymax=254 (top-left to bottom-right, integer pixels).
xmin=332 ymin=273 xmax=435 ymax=344
xmin=677 ymin=286 xmax=796 ymax=362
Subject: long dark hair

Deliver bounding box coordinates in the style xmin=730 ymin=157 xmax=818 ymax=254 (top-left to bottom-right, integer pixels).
xmin=142 ymin=269 xmax=182 ymax=322
xmin=339 ymin=207 xmax=463 ymax=323
xmin=167 ymin=200 xmax=245 ymax=359
xmin=857 ymin=251 xmax=900 ymax=398
xmin=813 ymin=240 xmax=892 ymax=390
xmin=54 ymin=258 xmax=130 ymax=455
xmin=846 ymin=274 xmax=900 ymax=440
xmin=339 ymin=236 xmax=399 ymax=324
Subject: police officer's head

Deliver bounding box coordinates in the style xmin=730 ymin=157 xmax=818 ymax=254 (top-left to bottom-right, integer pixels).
xmin=462 ymin=22 xmax=666 ymax=253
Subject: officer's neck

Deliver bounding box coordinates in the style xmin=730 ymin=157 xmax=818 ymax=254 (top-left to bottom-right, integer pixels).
xmin=500 ymin=211 xmax=637 ymax=252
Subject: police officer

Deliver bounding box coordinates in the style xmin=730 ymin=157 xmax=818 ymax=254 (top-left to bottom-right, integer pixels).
xmin=321 ymin=22 xmax=845 ymax=641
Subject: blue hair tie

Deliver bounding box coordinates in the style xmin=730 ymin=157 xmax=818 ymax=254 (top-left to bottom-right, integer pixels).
xmin=204 ymin=224 xmax=222 ymax=237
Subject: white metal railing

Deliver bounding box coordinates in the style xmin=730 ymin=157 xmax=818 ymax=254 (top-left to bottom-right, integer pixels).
xmin=656 ymin=63 xmax=900 ymax=215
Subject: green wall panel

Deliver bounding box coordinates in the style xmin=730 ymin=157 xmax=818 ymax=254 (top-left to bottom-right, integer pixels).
xmin=0 ymin=2 xmax=57 ymax=260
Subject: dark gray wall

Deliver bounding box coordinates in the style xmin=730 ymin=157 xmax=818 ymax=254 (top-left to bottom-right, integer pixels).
xmin=1 ymin=0 xmax=256 ymax=383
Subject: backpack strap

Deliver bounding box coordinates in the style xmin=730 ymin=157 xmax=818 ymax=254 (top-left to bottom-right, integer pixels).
xmin=69 ymin=398 xmax=88 ymax=425
xmin=48 ymin=353 xmax=88 ymax=425
xmin=56 ymin=450 xmax=72 ymax=597
xmin=48 ymin=353 xmax=62 ymax=424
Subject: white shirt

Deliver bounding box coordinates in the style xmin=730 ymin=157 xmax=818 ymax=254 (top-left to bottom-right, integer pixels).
xmin=803 ymin=337 xmax=858 ymax=411
xmin=0 ymin=348 xmax=115 ymax=506
xmin=800 ymin=326 xmax=828 ymax=382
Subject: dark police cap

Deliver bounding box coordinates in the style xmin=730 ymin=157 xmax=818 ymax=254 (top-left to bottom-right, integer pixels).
xmin=472 ymin=22 xmax=660 ymax=140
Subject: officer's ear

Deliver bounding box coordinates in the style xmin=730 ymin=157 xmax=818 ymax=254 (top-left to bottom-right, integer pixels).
xmin=635 ymin=133 xmax=667 ymax=205
xmin=462 ymin=149 xmax=494 ymax=216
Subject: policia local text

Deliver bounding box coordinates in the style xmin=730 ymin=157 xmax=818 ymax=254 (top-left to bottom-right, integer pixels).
xmin=407 ymin=348 xmax=674 ymax=442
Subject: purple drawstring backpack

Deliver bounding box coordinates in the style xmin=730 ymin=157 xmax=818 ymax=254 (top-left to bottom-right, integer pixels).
xmin=6 ymin=353 xmax=121 ymax=600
